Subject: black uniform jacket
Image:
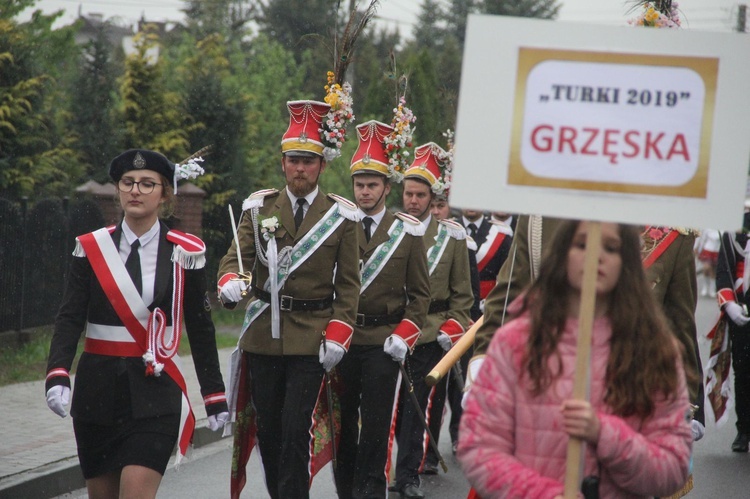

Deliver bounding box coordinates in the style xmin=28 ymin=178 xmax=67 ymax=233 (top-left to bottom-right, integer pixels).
xmin=46 ymin=222 xmax=227 ymax=425
xmin=471 ymin=216 xmax=512 ymax=289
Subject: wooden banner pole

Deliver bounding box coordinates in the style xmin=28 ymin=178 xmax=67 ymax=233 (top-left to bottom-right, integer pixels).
xmin=425 ymin=316 xmax=484 ymax=386
xmin=563 ymin=221 xmax=602 ymax=498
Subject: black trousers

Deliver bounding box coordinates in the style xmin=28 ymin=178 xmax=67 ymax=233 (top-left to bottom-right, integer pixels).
xmin=729 ymin=323 xmax=750 ymax=433
xmin=336 ymin=345 xmax=401 ymax=499
xmin=395 ymin=341 xmax=444 ymax=489
xmin=424 ymin=345 xmax=472 ymax=468
xmin=247 ymin=353 xmax=324 ymax=499
xmin=449 ymin=346 xmax=472 ymax=443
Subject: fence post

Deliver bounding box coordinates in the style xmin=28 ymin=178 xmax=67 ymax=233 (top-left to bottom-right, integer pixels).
xmin=18 ymin=197 xmax=28 ymax=332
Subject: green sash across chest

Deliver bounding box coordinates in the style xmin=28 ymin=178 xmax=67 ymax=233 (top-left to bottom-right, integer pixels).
xmin=240 ymin=203 xmax=344 ymax=336
xmin=426 ymin=223 xmax=449 ymax=275
xmin=360 ymin=219 xmax=407 ymax=294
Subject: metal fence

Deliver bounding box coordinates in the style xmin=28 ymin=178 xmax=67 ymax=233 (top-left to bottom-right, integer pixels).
xmin=0 ymin=197 xmax=105 ymax=333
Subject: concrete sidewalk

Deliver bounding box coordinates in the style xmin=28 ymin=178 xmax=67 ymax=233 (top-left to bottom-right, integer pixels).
xmin=0 ymin=346 xmax=236 ymax=499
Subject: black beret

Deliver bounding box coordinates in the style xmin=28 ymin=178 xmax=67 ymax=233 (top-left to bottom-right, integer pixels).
xmin=109 ymin=149 xmax=175 ymax=185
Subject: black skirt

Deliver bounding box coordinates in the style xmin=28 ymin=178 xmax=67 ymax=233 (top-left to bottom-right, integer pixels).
xmin=72 ymin=365 xmax=180 ymax=479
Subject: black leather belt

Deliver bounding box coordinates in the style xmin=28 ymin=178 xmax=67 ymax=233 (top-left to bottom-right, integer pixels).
xmin=355 ymin=310 xmax=405 ymax=327
xmin=254 ymin=288 xmax=333 ymax=312
xmin=428 ymin=299 xmax=450 ymax=314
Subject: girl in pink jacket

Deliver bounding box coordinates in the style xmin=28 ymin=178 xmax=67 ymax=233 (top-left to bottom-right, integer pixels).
xmin=458 ymin=221 xmax=693 ymax=498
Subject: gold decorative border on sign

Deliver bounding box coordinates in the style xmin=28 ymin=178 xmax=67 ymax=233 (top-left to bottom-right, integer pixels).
xmin=508 ymin=48 xmax=718 ymax=198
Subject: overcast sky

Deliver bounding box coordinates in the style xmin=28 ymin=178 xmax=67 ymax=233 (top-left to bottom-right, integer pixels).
xmin=20 ymin=0 xmax=745 ymax=34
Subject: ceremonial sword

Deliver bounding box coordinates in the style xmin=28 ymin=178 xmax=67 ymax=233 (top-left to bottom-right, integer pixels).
xmin=228 ymin=204 xmax=251 ymax=296
xmin=398 ymin=362 xmax=448 ymax=473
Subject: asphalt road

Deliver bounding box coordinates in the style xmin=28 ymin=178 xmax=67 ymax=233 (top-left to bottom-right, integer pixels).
xmin=55 ymin=296 xmax=750 ymax=498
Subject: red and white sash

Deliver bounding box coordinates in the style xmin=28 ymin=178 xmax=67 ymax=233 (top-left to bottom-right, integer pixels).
xmin=77 ymin=227 xmax=195 ymax=464
xmin=476 ymin=224 xmax=510 ymax=272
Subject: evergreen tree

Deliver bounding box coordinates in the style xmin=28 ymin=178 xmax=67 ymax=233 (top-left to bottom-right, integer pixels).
xmin=182 ymin=0 xmax=256 ymax=42
xmin=120 ymin=26 xmax=190 ymax=159
xmin=434 ymin=34 xmax=462 ymax=128
xmin=69 ymin=25 xmax=122 ymax=182
xmin=238 ymin=34 xmax=306 ymax=190
xmin=479 ymin=0 xmax=560 ymax=19
xmin=258 ymin=1 xmax=383 ymax=100
xmin=444 ymin=0 xmax=477 ymax=46
xmin=174 ymin=31 xmax=249 ymax=286
xmin=353 ymin=28 xmax=401 ymax=121
xmin=257 ymin=0 xmax=338 ymax=54
xmin=413 ymin=0 xmax=446 ymax=51
xmin=404 ymin=49 xmax=441 ymax=145
xmin=0 ymin=1 xmax=82 ymax=200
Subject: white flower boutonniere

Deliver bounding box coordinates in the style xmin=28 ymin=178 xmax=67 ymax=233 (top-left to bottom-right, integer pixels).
xmin=259 ymin=215 xmax=280 ymax=241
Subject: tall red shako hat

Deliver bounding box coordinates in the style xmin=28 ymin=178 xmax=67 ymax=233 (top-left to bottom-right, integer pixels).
xmin=280 ymin=100 xmax=331 ymax=157
xmin=350 ymin=120 xmax=394 ymax=177
xmin=403 ymin=142 xmax=452 ymax=197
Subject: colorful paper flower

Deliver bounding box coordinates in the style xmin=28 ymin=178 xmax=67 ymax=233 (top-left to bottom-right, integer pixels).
xmin=627 ymin=1 xmax=681 ymax=28
xmin=383 ymin=96 xmax=416 ymax=182
xmin=321 ymin=71 xmax=355 ymax=162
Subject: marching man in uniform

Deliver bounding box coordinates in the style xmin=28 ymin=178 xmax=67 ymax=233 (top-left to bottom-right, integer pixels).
xmin=713 ymin=211 xmax=750 ymax=452
xmin=217 ymin=99 xmax=361 ymax=499
xmin=461 ymin=208 xmax=513 ymax=311
xmin=336 ymin=119 xmax=431 ymax=498
xmin=394 ymin=142 xmax=473 ymax=499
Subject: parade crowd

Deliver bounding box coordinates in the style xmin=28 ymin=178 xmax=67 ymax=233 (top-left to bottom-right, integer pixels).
xmin=41 ymin=3 xmax=750 ymax=499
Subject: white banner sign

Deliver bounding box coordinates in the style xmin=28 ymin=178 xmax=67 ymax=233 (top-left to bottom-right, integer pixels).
xmin=452 ymin=15 xmax=750 ymax=231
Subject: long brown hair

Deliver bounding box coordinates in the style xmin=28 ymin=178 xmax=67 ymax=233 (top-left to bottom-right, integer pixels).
xmin=520 ymin=220 xmax=682 ymax=418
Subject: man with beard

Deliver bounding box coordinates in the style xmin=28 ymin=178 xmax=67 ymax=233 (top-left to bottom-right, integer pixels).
xmin=217 ymin=100 xmax=361 ymax=499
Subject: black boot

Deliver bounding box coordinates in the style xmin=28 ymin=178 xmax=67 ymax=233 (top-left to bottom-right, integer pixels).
xmin=731 ymin=432 xmax=749 ymax=452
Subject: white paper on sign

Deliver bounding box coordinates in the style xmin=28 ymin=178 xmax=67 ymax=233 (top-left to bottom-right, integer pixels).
xmin=519 ymin=59 xmax=705 ymax=187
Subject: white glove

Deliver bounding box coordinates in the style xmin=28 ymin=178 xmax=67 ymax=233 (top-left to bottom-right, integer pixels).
xmin=691 ymin=419 xmax=705 ymax=441
xmin=383 ymin=335 xmax=409 ymax=362
xmin=46 ymin=385 xmax=71 ymax=418
xmin=219 ymin=279 xmax=247 ymax=304
xmin=437 ymin=332 xmax=453 ymax=352
xmin=725 ymin=302 xmax=750 ymax=326
xmin=462 ymin=357 xmax=484 ymax=409
xmin=208 ymin=411 xmax=229 ymax=432
xmin=319 ymin=341 xmax=346 ymax=372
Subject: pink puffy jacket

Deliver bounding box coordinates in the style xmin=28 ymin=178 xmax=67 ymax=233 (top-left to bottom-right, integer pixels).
xmin=458 ymin=314 xmax=692 ymax=498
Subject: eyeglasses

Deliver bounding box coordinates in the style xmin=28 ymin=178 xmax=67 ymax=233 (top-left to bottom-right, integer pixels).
xmin=118 ymin=178 xmax=163 ymax=194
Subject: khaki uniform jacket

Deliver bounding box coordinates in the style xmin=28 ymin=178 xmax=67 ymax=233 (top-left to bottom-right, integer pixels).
xmin=418 ymin=217 xmax=474 ymax=345
xmin=473 ymin=216 xmax=701 ymax=400
xmin=354 ymin=210 xmax=430 ymax=345
xmin=217 ymin=189 xmax=360 ymax=356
